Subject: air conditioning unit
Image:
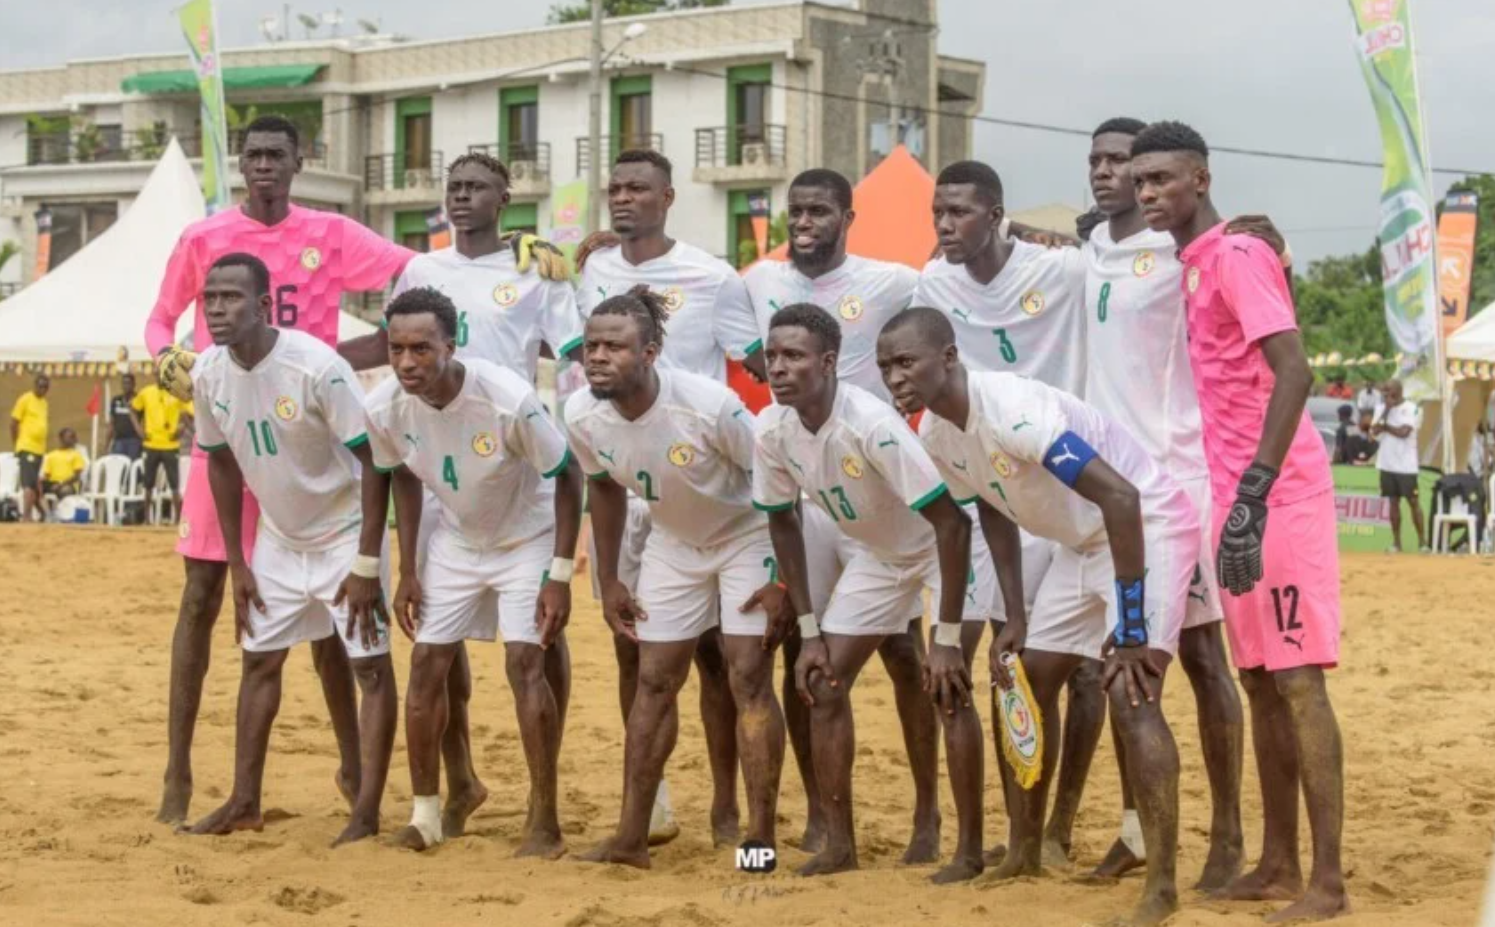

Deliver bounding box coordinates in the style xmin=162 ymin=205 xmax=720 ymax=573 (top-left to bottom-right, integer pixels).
xmin=404 ymin=168 xmax=435 ymax=187
xmin=741 ymin=142 xmax=769 ymax=166
xmin=510 ymin=159 xmax=538 ymax=181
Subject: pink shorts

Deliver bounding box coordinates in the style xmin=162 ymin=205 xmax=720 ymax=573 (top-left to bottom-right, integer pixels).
xmin=175 ymin=452 xmax=260 ymax=563
xmin=1212 ymin=490 xmax=1340 ymax=672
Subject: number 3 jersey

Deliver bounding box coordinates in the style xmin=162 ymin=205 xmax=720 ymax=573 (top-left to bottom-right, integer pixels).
xmin=390 ymin=246 xmax=584 ymax=384
xmin=753 ymin=382 xmax=949 ymax=562
xmin=191 ymin=330 xmax=370 ymax=551
xmin=364 ymin=358 xmax=571 ymax=550
xmin=563 ymin=369 xmax=764 ymax=550
xmin=913 ymin=241 xmax=1086 ymax=396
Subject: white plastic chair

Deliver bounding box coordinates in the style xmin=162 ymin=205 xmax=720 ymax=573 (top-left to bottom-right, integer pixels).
xmin=84 ymin=454 xmax=133 ymax=525
xmin=150 ymin=456 xmax=187 ymax=525
xmin=1432 ymin=490 xmax=1479 ymax=555
xmin=119 ymin=458 xmax=147 ymax=525
xmin=1484 ymin=473 xmax=1495 ymax=554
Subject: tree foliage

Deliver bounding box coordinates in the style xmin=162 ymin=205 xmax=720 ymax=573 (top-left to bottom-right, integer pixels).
xmin=547 ymin=0 xmax=726 ymax=25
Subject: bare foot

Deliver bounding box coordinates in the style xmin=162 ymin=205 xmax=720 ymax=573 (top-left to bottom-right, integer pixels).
xmin=577 ymin=836 xmax=650 ymax=869
xmin=156 ymin=778 xmax=192 ymax=825
xmin=798 ymin=817 xmax=827 ymax=855
xmin=1089 ymin=838 xmax=1146 ymax=881
xmin=982 ymin=843 xmax=1008 ymax=866
xmin=1042 ymin=835 xmax=1074 ymax=870
xmin=901 ymin=814 xmax=941 ymax=865
xmin=180 ymin=798 xmax=263 ymax=836
xmin=331 ymin=813 xmax=379 ymax=848
xmin=986 ymin=845 xmax=1041 ymax=881
xmin=711 ymin=811 xmax=741 ymax=849
xmin=1212 ymin=864 xmax=1303 ymax=902
xmin=1193 ymin=838 xmax=1245 ymax=892
xmin=1265 ymin=886 xmax=1349 ymax=923
xmin=930 ymin=855 xmax=984 ymax=885
xmin=515 ymin=828 xmax=566 ymax=860
xmin=392 ymin=824 xmax=438 ymax=852
xmin=798 ymin=846 xmax=858 ymax=876
xmin=1122 ymin=889 xmax=1179 ymax=927
xmin=441 ymin=784 xmax=489 ymax=838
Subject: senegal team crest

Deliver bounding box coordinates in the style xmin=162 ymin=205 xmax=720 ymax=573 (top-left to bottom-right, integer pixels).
xmin=471 ymin=432 xmax=497 ymax=457
xmin=178 ymin=519 xmax=191 ymax=541
xmin=661 ymin=286 xmax=686 ymax=314
xmin=667 ymin=442 xmax=695 ymax=467
xmin=1132 ymin=251 xmax=1156 ymax=277
xmin=837 ymin=294 xmax=865 ymax=322
xmin=1187 ymin=266 xmax=1201 ymax=294
xmin=1019 ymin=290 xmax=1045 ymax=316
xmin=493 ymin=283 xmax=519 ymax=307
xmin=989 ymin=451 xmax=1014 ymax=479
xmin=274 ymin=396 xmax=298 ymax=421
xmin=300 ymin=247 xmax=322 ymax=271
xmin=841 ymin=455 xmax=864 ymax=479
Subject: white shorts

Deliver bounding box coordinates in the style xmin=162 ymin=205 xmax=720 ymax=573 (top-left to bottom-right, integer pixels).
xmin=1026 ymin=516 xmax=1199 ymax=660
xmin=956 ymin=503 xmax=999 ymax=623
xmin=245 ymin=531 xmax=391 ymax=658
xmin=588 ymin=495 xmax=652 ymax=598
xmin=635 ymin=529 xmax=777 ymax=643
xmin=987 ymin=529 xmax=1057 ymax=623
xmin=823 ymin=550 xmax=940 ymax=637
xmin=1179 ymin=476 xmax=1224 ymax=630
xmin=417 ymin=527 xmax=553 ymax=646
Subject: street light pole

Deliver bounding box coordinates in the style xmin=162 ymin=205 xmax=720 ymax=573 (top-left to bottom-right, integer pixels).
xmin=586 ymin=0 xmax=604 ymax=234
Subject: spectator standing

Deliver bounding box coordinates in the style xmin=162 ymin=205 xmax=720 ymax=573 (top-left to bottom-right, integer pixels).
xmin=9 ymin=373 xmax=50 ymax=522
xmin=1372 ymin=379 xmax=1427 ymax=552
xmin=39 ymin=427 xmax=87 ymax=519
xmin=1325 ymin=374 xmax=1353 ymax=400
xmin=1356 ymin=380 xmax=1383 ymax=420
xmin=132 ymin=376 xmax=187 ymax=523
xmin=105 ymin=372 xmax=143 ymax=459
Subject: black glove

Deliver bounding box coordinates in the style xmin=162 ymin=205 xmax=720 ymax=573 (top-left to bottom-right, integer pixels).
xmin=1216 ymin=462 xmax=1277 ymax=595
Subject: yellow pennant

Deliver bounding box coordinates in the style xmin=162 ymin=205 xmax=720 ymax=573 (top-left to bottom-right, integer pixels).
xmin=997 ymin=652 xmax=1043 ymax=790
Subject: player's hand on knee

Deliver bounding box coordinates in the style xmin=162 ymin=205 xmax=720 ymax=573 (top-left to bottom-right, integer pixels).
xmin=229 ymin=563 xmax=264 ymax=644
xmin=536 ymin=578 xmax=573 ymax=649
xmin=336 ymin=574 xmax=385 ymax=650
xmin=600 ymin=579 xmax=643 ymax=642
xmin=1101 ymin=639 xmax=1164 ymax=709
xmin=794 ymin=637 xmax=836 ymax=706
xmin=574 ymin=230 xmax=621 ymax=273
xmin=990 ymin=618 xmax=1026 ymax=689
xmin=392 ymin=574 xmax=423 ymax=640
xmin=927 ymin=642 xmax=972 ymax=713
xmin=741 ymin=581 xmax=791 ymax=650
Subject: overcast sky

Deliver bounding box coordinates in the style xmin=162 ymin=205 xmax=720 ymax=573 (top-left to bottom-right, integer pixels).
xmin=4 ymin=0 xmax=1492 ymax=263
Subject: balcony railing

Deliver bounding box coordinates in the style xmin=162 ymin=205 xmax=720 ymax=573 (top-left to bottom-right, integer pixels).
xmin=24 ymin=130 xmax=328 ymax=168
xmin=575 ymin=133 xmax=664 ymax=176
xmin=695 ymin=124 xmax=786 ymax=169
xmin=364 ymin=151 xmax=445 ymax=192
xmin=466 ymin=141 xmax=551 ymax=183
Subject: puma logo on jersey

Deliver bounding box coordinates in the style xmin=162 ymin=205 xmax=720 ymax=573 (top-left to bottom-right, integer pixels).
xmin=768 ymin=298 xmax=783 ymax=313
xmin=732 ymin=408 xmax=747 ymax=419
xmin=403 ymin=433 xmax=420 ymax=447
xmin=1012 ymin=415 xmax=1033 ymax=432
xmin=596 ymin=286 xmax=609 ymax=299
xmin=789 ymin=458 xmax=805 ymax=474
xmin=1049 ymin=444 xmax=1080 ymax=468
xmin=951 ymin=307 xmax=972 ymax=322
xmin=1188 ymin=589 xmax=1208 ymax=604
xmin=330 ymin=377 xmax=347 ymax=386
xmin=1283 ymin=634 xmax=1304 ymax=651
xmin=525 ymin=410 xmax=541 ymax=420
xmin=598 ymin=449 xmax=617 ymax=466
xmin=877 ymin=437 xmax=898 ymax=448
xmin=213 ymin=400 xmax=231 ymax=414
xmin=951 ymin=459 xmax=969 ymax=471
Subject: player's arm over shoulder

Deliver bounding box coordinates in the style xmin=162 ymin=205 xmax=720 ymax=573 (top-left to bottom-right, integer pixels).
xmin=1220 ymin=233 xmax=1297 ymax=343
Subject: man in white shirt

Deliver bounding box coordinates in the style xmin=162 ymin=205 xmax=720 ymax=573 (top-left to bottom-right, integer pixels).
xmin=742 ymin=168 xmax=947 ymax=861
xmin=350 ymin=286 xmax=583 ymax=855
xmin=182 ymin=254 xmax=396 ymax=848
xmin=568 ymin=287 xmax=791 ymax=868
xmin=1372 ymin=378 xmax=1426 ymax=552
xmin=879 ymin=306 xmax=1192 ymax=927
xmin=754 ymin=303 xmax=985 ymax=883
xmin=573 ymin=149 xmax=761 ymax=843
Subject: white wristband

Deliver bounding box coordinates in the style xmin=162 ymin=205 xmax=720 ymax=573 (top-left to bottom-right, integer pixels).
xmin=350 ymin=554 xmax=381 ymax=579
xmin=797 ymin=613 xmax=821 ymax=639
xmin=934 ymin=621 xmax=962 ymax=647
xmin=548 ymin=557 xmax=575 ymax=583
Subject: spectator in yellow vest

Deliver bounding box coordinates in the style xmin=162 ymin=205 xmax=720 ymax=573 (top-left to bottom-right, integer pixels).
xmin=10 ymin=373 xmax=50 ymax=522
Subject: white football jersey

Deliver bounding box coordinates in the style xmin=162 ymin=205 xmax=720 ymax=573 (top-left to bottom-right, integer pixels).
xmin=753 ymin=382 xmax=947 ymax=561
xmin=565 ymin=369 xmax=764 ymax=550
xmin=1084 ymin=224 xmax=1209 ymax=483
xmin=743 ymin=255 xmax=918 ymax=401
xmin=920 ymin=370 xmax=1187 ymax=552
xmin=192 ymin=330 xmax=367 ymax=551
xmin=365 ymin=359 xmax=571 ymax=550
xmin=576 ymin=242 xmax=759 ymax=382
xmin=390 ymin=246 xmax=583 ymax=383
xmin=913 ymin=242 xmax=1086 ymax=395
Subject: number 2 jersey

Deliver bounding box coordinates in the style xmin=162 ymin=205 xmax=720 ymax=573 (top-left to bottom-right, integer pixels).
xmin=364 ymin=358 xmax=572 ymax=551
xmin=147 ymin=204 xmax=412 ymax=358
xmin=191 ymin=330 xmax=370 ymax=551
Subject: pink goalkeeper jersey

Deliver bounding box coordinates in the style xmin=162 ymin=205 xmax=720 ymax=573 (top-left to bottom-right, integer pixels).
xmin=1180 ymin=222 xmax=1331 ymax=506
xmin=146 ymin=204 xmax=413 ymax=357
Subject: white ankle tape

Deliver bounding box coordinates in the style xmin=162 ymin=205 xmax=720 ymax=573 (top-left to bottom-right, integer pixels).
xmin=411 ymin=794 xmax=444 ymax=846
xmin=1121 ymin=808 xmax=1147 ymax=859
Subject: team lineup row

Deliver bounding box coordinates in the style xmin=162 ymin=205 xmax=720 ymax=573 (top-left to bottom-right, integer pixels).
xmin=143 ymin=112 xmax=1347 ymax=927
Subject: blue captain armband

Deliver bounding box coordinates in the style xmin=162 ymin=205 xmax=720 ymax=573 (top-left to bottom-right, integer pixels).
xmin=1042 ymin=430 xmax=1098 ymax=487
xmin=1113 ymin=577 xmax=1148 ymax=648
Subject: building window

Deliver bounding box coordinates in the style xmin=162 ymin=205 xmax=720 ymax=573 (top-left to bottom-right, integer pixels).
xmin=394 ymin=210 xmax=430 ymax=253
xmin=501 ymin=202 xmax=538 ymax=235
xmin=396 ymin=97 xmax=434 ymax=185
xmin=44 ymin=202 xmax=118 ymax=269
xmin=728 ymin=189 xmax=770 ymax=270
xmin=611 ymin=75 xmax=653 ymax=152
xmin=501 ymin=86 xmax=540 ymax=161
xmin=728 ymin=63 xmax=772 ymax=162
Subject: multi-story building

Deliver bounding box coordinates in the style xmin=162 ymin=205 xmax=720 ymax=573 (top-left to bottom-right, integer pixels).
xmin=0 ymin=0 xmax=984 ymax=295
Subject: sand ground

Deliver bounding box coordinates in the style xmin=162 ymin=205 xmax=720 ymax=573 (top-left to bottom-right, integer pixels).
xmin=1 ymin=525 xmax=1493 ymax=926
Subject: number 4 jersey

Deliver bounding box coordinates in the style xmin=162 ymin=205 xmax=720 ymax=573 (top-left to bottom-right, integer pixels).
xmin=191 ymin=330 xmax=370 ymax=551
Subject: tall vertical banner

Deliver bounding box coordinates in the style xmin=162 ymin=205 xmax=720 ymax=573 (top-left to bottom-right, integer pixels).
xmin=31 ymin=208 xmax=52 ymax=280
xmin=548 ymin=178 xmax=589 ymax=267
xmin=1436 ymin=191 xmax=1479 ymax=342
xmin=179 ymin=0 xmax=230 ymax=213
xmin=1348 ymin=0 xmax=1438 ymax=394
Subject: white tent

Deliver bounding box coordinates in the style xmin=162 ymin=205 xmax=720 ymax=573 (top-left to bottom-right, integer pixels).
xmin=1448 ymin=302 xmax=1495 ymax=365
xmin=1426 ymin=304 xmax=1495 ymax=471
xmin=0 ymin=138 xmax=374 ymax=364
